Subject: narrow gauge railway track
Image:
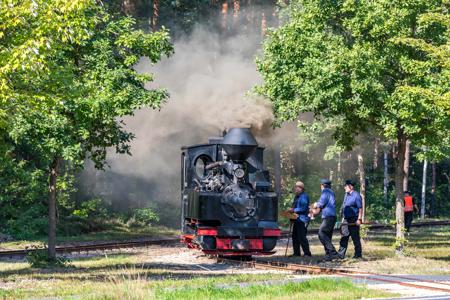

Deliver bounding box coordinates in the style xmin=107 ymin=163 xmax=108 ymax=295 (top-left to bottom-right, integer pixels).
xmin=0 ymin=220 xmax=448 ymax=259
xmin=0 ymin=237 xmax=181 ymax=258
xmin=281 ymin=220 xmax=450 ymax=237
xmin=218 ymin=257 xmax=450 ymax=294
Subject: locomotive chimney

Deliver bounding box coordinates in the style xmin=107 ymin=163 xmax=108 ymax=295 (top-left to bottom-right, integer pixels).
xmin=221 ymin=128 xmax=258 ymax=161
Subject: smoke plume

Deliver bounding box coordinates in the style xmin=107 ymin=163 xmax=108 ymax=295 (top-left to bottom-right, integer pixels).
xmin=79 ymin=6 xmax=299 ymax=225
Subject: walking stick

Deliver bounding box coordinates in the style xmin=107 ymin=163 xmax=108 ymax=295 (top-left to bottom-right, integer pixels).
xmin=285 ymin=222 xmax=293 ymax=257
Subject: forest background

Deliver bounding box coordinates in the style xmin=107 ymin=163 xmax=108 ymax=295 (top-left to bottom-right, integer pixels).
xmin=1 ymin=0 xmax=449 ymax=244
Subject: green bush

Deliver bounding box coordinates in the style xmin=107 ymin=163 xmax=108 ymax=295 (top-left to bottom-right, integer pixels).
xmin=26 ymin=246 xmax=71 ymax=268
xmin=6 ymin=204 xmax=48 ymax=239
xmin=58 ymin=198 xmax=110 ymax=235
xmin=365 ymin=186 xmax=395 ymax=223
xmin=128 ymin=207 xmax=160 ymax=227
xmin=72 ymin=198 xmax=107 ymax=219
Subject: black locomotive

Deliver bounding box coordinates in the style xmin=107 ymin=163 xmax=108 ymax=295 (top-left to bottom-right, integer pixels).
xmin=181 ymin=128 xmax=280 ymax=256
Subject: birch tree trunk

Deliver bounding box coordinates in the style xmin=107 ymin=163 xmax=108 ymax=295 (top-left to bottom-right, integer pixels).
xmin=151 ymin=0 xmax=159 ymax=32
xmin=403 ymin=140 xmax=411 ymax=192
xmin=337 ymin=152 xmax=342 ymax=184
xmin=221 ymin=2 xmax=228 ymax=30
xmin=394 ymin=132 xmax=407 ymax=253
xmin=357 ymin=153 xmax=366 ymax=222
xmin=48 ymin=157 xmax=60 ymax=260
xmin=122 ymin=0 xmax=135 ymax=15
xmin=431 ymin=163 xmax=436 ymax=217
xmin=373 ymin=138 xmax=379 ymax=170
xmin=233 ymin=0 xmax=240 ymax=18
xmin=421 ymin=157 xmax=428 ymax=219
xmin=261 ymin=12 xmax=267 ymax=36
xmin=384 ymin=150 xmax=388 ymax=204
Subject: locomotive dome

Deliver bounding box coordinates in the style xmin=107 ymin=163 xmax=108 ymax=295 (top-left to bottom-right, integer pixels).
xmin=221 ymin=128 xmax=258 ymax=161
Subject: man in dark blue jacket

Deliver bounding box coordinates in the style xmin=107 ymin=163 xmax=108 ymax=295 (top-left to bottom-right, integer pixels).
xmin=311 ymin=179 xmax=340 ymax=261
xmin=288 ymin=181 xmax=311 ymax=257
xmin=338 ymin=180 xmax=363 ymax=259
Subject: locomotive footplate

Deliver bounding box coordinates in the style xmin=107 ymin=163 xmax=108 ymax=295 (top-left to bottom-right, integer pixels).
xmin=231 ymin=239 xmax=250 ymax=250
xmin=217 ymin=227 xmax=263 ymax=237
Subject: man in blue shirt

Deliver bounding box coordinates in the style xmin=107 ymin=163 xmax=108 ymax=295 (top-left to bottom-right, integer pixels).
xmin=288 ymin=181 xmax=311 ymax=257
xmin=311 ymin=179 xmax=340 ymax=261
xmin=338 ymin=180 xmax=363 ymax=259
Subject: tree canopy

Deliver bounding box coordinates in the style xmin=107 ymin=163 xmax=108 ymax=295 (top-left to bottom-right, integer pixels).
xmin=1 ymin=0 xmax=173 ymax=168
xmin=0 ymin=0 xmax=173 ymax=258
xmin=257 ymin=0 xmax=449 ymax=154
xmin=256 ymin=0 xmax=449 ymax=251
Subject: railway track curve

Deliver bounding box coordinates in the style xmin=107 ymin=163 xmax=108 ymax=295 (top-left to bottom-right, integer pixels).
xmin=0 ymin=220 xmax=448 ymax=259
xmin=219 ymin=257 xmax=450 ymax=294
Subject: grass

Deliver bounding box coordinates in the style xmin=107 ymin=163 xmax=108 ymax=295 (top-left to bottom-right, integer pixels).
xmin=0 ymin=253 xmax=286 ymax=299
xmin=0 ymin=223 xmax=448 ymax=298
xmin=279 ymin=225 xmax=450 ymax=275
xmin=0 ymin=266 xmax=394 ymax=300
xmin=0 ymin=224 xmax=179 ymax=250
xmin=0 ymin=250 xmax=395 ymax=299
xmin=154 ymin=278 xmax=394 ymax=300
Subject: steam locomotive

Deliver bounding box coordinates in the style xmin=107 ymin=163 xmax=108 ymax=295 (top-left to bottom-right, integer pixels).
xmin=180 ymin=128 xmax=280 ymax=256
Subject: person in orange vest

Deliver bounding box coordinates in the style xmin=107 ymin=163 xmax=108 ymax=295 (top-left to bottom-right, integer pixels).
xmin=404 ymin=191 xmax=418 ymax=232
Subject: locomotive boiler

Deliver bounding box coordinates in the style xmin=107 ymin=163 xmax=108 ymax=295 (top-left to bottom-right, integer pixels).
xmin=180 ymin=128 xmax=280 ymax=256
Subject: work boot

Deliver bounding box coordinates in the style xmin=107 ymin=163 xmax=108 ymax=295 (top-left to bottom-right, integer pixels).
xmin=324 ymin=253 xmax=341 ymax=261
xmin=338 ymin=248 xmax=346 ymax=259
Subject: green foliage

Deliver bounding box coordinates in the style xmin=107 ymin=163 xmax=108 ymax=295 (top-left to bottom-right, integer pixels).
xmin=256 ymin=0 xmax=449 ymax=158
xmin=365 ymin=186 xmax=396 ymax=222
xmin=131 ymin=207 xmax=160 ymax=225
xmin=1 ymin=0 xmax=173 ymax=169
xmin=72 ymin=198 xmax=107 ymax=219
xmin=359 ymin=224 xmax=368 ymax=239
xmin=6 ymin=204 xmax=48 ymax=239
xmin=26 ymin=246 xmax=72 ymax=268
xmin=0 ymin=141 xmax=48 ymax=238
xmin=393 ymin=234 xmax=412 ymax=256
xmin=0 ymin=1 xmax=172 ymax=242
xmin=125 ymin=207 xmax=160 ymax=227
xmin=4 ymin=6 xmax=173 ymax=168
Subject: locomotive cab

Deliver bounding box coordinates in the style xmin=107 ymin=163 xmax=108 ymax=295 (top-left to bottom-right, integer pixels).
xmin=181 ymin=128 xmax=280 ymax=256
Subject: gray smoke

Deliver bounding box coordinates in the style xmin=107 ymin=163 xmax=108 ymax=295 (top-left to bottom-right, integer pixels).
xmin=112 ymin=27 xmax=274 ymax=180
xmin=80 ymin=10 xmax=300 ymax=225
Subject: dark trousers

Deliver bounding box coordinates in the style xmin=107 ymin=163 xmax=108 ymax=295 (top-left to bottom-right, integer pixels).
xmin=405 ymin=211 xmax=413 ymax=232
xmin=318 ymin=217 xmax=337 ymax=255
xmin=292 ymin=221 xmax=311 ymax=256
xmin=338 ymin=217 xmax=362 ymax=257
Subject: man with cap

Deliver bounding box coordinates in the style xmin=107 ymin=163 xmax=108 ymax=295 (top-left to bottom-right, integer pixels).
xmin=310 ymin=179 xmax=340 ymax=261
xmin=288 ymin=181 xmax=311 ymax=257
xmin=338 ymin=180 xmax=363 ymax=259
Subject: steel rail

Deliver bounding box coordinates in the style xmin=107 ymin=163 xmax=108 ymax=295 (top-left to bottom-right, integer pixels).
xmin=280 ymin=220 xmax=450 ymax=237
xmin=0 ymin=220 xmax=448 ymax=258
xmin=218 ymin=257 xmax=450 ymax=294
xmin=0 ymin=237 xmax=181 ymax=258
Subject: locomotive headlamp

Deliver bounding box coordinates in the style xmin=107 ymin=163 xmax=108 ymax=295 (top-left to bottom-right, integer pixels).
xmin=234 ymin=167 xmax=245 ymax=179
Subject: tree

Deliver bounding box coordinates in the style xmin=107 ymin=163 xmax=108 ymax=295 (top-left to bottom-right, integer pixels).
xmin=403 ymin=140 xmax=411 ymax=191
xmin=256 ymin=0 xmax=449 ymax=252
xmin=421 ymin=151 xmax=428 ymax=219
xmin=0 ymin=0 xmax=173 ymax=259
xmin=431 ymin=162 xmax=436 ymax=216
xmin=383 ymin=149 xmax=389 ymax=204
xmin=357 ymin=153 xmax=366 ymax=222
